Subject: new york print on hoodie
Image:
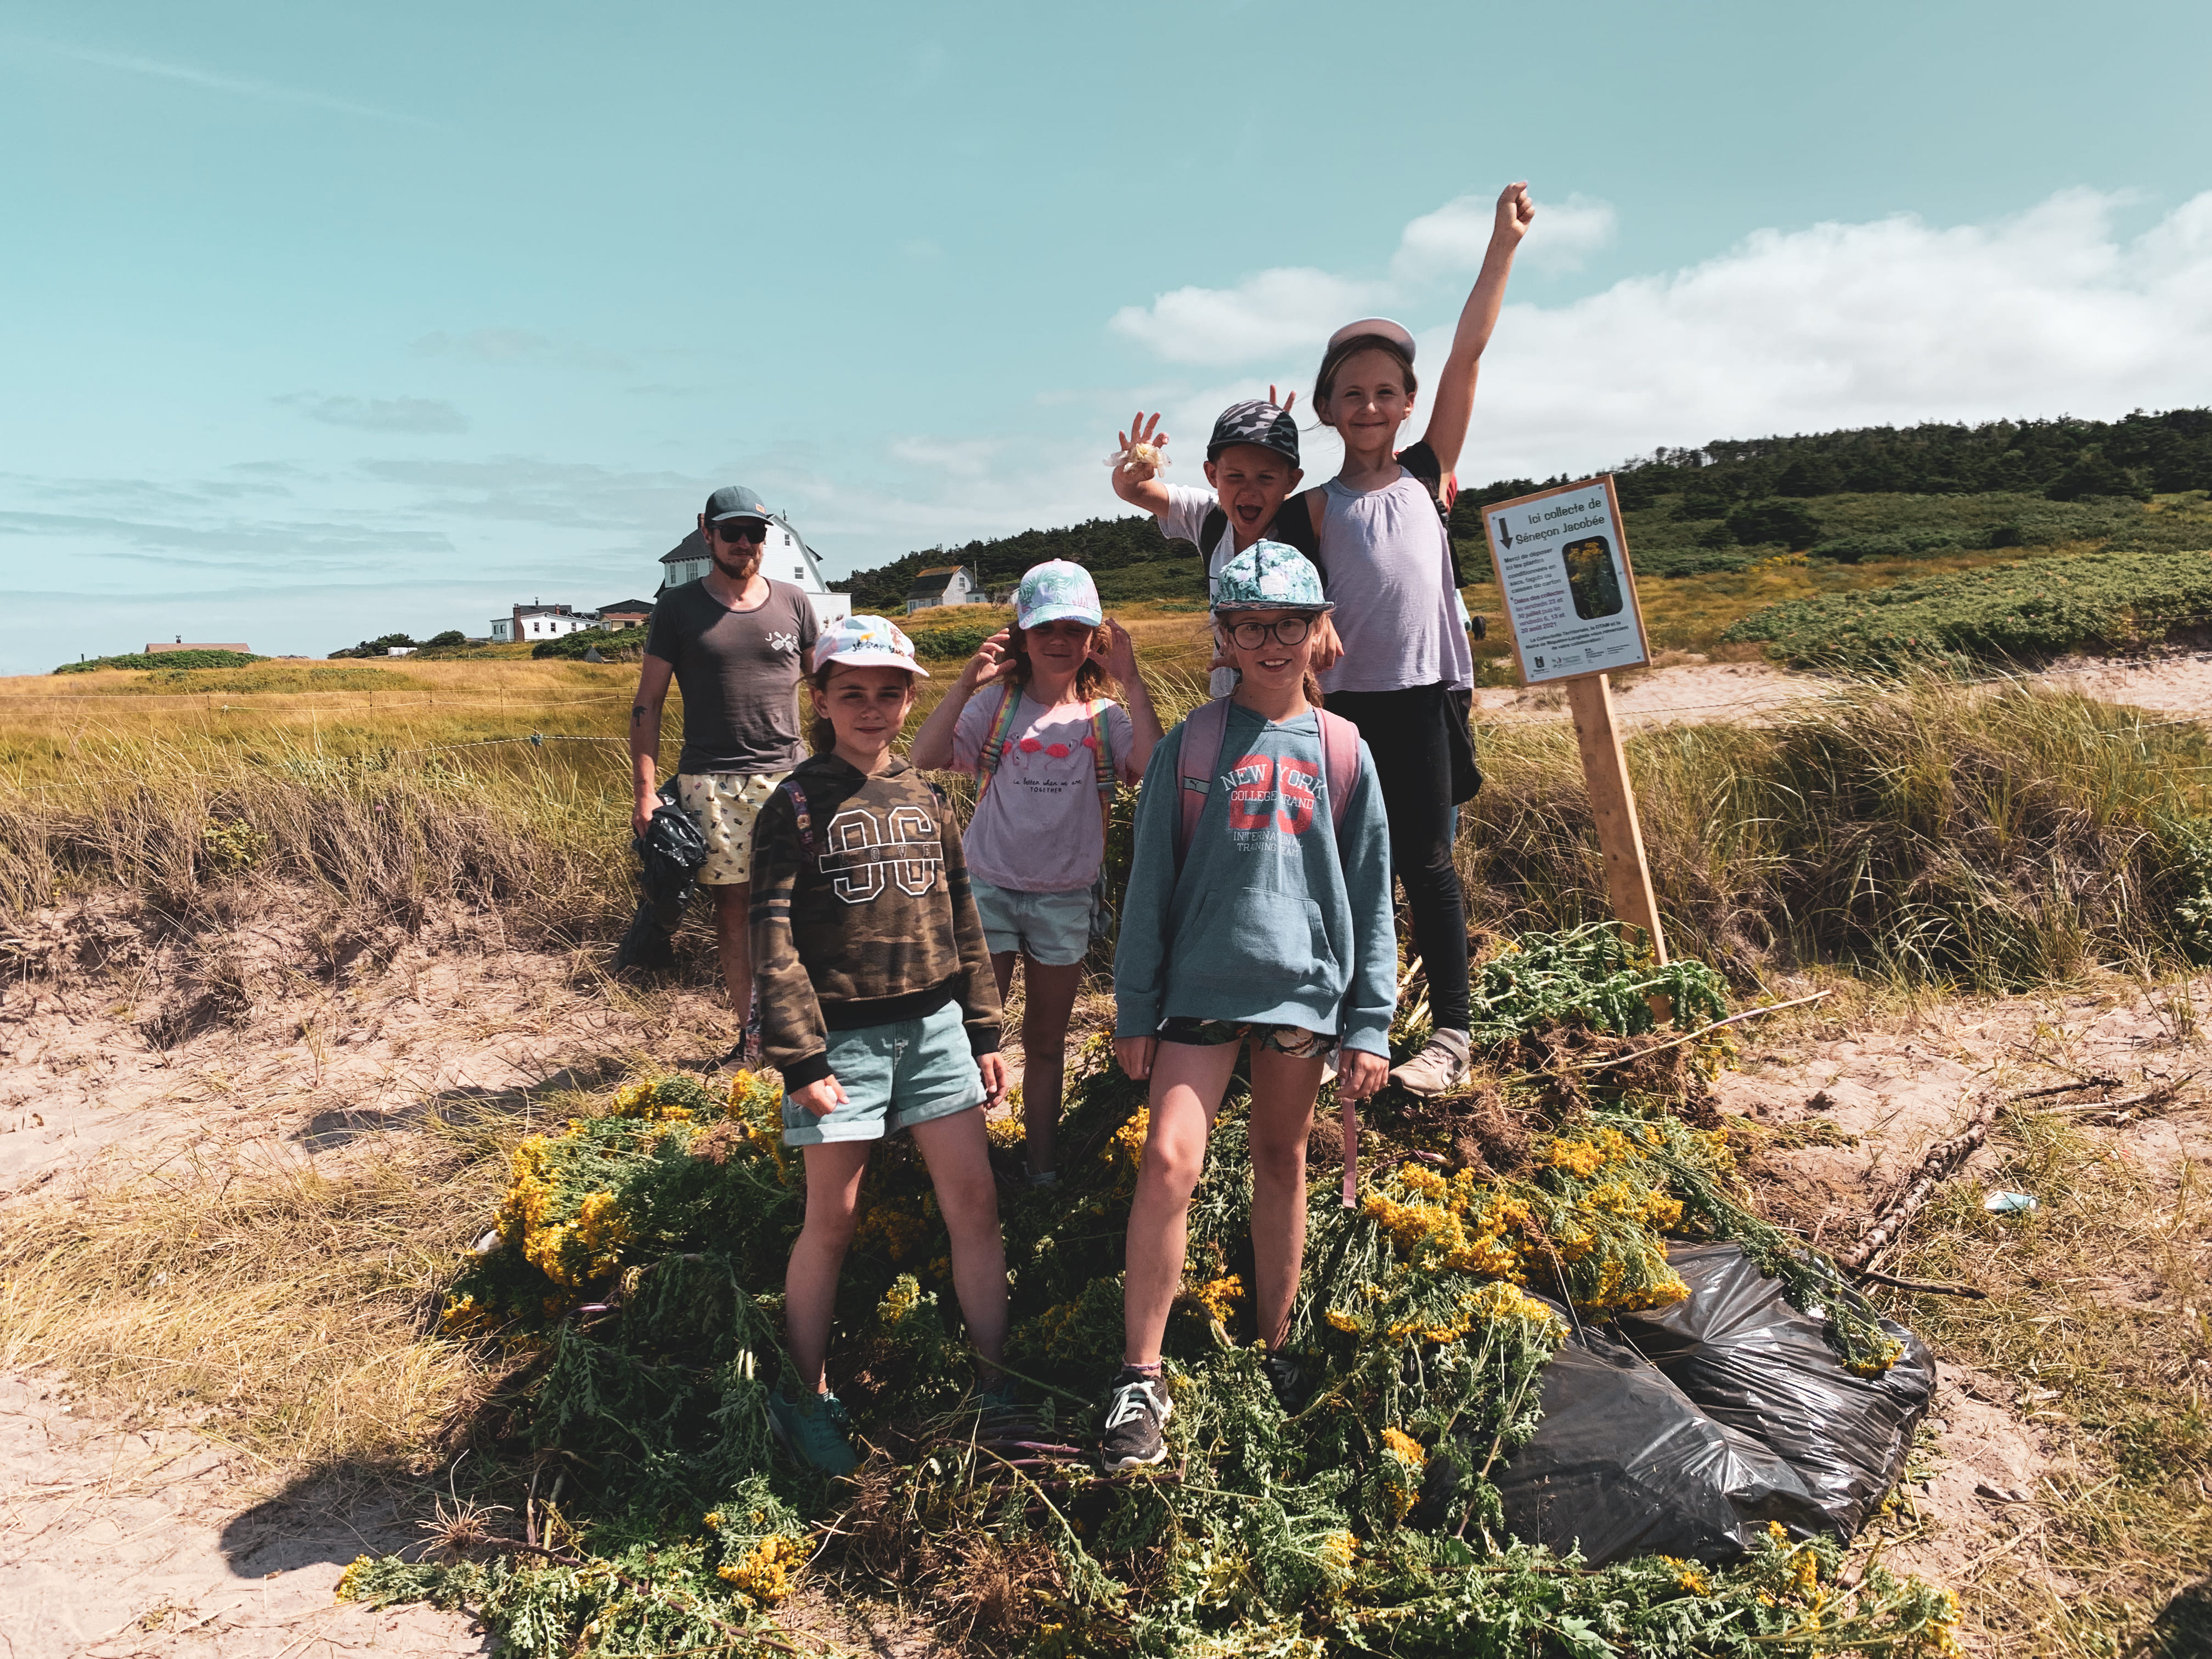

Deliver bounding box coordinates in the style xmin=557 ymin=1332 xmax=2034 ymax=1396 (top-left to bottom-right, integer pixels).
xmin=1113 ymin=703 xmax=1396 ymax=1054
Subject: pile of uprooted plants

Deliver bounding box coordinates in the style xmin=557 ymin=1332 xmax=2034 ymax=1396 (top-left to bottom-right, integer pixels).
xmin=345 ymin=927 xmax=1963 ymax=1657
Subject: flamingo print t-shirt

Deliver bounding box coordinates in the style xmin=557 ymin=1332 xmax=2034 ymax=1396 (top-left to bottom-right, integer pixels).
xmin=951 ymin=689 xmax=1138 ymax=892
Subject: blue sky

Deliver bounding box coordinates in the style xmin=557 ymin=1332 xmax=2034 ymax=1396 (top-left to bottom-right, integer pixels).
xmin=4 ymin=0 xmax=2209 ymax=670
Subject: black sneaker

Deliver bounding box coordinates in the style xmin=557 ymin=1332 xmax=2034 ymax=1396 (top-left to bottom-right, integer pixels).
xmin=1100 ymin=1369 xmax=1172 ymax=1471
xmin=1261 ymin=1350 xmax=1310 ymax=1415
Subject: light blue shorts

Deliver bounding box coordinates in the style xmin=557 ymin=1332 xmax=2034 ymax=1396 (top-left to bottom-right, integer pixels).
xmin=781 ymin=998 xmax=987 ymax=1147
xmin=969 ymin=877 xmax=1092 ymax=968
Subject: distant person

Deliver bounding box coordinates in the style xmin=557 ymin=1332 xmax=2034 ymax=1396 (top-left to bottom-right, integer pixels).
xmin=909 ymin=560 xmax=1164 ymax=1184
xmin=1102 ymin=542 xmax=1394 ymax=1470
xmin=631 ymin=485 xmax=820 ymax=1059
xmin=749 ymin=616 xmax=1009 ymax=1472
xmin=1109 ymin=396 xmax=1305 ymax=697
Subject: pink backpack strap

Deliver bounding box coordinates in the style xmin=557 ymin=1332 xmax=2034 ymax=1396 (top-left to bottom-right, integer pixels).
xmin=975 ymin=686 xmax=1022 ymax=798
xmin=1314 ymin=706 xmax=1363 ymax=1205
xmin=1315 ymin=708 xmax=1359 ymax=837
xmin=1173 ymin=697 xmax=1233 ymax=870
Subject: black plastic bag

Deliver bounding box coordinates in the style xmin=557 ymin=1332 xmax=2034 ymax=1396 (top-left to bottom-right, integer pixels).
xmin=1494 ymin=1311 xmax=1830 ymax=1565
xmin=1612 ymin=1243 xmax=1936 ymax=1538
xmin=614 ymin=797 xmax=708 ymax=973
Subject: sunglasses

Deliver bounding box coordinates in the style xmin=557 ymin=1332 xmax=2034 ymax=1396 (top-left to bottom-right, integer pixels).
xmin=714 ymin=521 xmax=769 ymax=544
xmin=1223 ymin=616 xmax=1313 ymax=650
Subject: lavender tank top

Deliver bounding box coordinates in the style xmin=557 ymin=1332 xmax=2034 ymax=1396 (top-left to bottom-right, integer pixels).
xmin=1316 ymin=470 xmax=1474 ymax=695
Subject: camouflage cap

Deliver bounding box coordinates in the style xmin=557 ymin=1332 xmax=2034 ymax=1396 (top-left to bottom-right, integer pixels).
xmin=1210 ymin=540 xmax=1331 ymax=614
xmin=1206 ymin=399 xmax=1301 ymax=465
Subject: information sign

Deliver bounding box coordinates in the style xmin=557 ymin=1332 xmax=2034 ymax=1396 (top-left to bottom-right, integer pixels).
xmin=1483 ymin=476 xmax=1649 ymax=685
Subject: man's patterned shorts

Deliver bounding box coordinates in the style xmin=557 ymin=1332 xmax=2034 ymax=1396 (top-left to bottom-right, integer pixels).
xmin=676 ymin=771 xmax=792 ymax=887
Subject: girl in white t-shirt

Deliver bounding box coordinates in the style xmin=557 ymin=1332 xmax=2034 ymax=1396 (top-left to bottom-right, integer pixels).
xmin=910 ymin=560 xmax=1163 ymax=1183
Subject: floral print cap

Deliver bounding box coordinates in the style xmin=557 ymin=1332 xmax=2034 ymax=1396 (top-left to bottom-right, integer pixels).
xmin=1211 ymin=540 xmax=1333 ymax=614
xmin=811 ymin=614 xmax=930 ymax=677
xmin=1015 ymin=559 xmax=1103 ymax=630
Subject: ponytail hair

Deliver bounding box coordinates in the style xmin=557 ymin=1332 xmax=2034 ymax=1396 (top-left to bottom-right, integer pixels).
xmin=1311 ymin=332 xmax=1418 ymax=426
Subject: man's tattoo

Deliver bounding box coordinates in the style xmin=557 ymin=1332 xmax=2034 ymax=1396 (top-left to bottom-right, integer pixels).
xmin=631 ymin=703 xmax=653 ymax=725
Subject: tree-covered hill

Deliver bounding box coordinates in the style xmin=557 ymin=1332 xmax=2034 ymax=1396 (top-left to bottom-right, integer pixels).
xmin=832 ymin=407 xmax=2212 ymax=607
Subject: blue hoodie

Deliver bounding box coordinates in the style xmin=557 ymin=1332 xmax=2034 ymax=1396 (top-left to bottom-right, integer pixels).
xmin=1113 ymin=703 xmax=1397 ymax=1056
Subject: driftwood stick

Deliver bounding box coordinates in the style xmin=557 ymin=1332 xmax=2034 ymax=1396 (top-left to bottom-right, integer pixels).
xmin=1848 ymin=1266 xmax=1989 ymax=1300
xmin=2007 ymin=1075 xmax=2121 ymax=1102
xmin=2036 ymin=1075 xmax=2194 ymax=1118
xmin=1547 ymin=990 xmax=1834 ymax=1076
xmin=1844 ymin=1091 xmax=2004 ymax=1271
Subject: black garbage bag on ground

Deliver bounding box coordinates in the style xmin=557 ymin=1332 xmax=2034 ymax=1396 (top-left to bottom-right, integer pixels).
xmin=614 ymin=796 xmax=709 ymax=974
xmin=1612 ymin=1243 xmax=1937 ymax=1538
xmin=1494 ymin=1311 xmax=1831 ymax=1565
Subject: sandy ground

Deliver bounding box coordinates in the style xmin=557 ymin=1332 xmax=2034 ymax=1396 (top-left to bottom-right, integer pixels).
xmin=0 ymin=897 xmax=735 ymax=1658
xmin=7 ymin=687 xmax=2212 ymax=1650
xmin=1467 ymin=646 xmax=2212 ymax=732
xmin=1717 ymin=979 xmax=2212 ymax=1638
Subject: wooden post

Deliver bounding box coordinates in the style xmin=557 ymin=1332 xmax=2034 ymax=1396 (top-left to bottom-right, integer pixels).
xmin=1564 ymin=673 xmax=1667 ymax=967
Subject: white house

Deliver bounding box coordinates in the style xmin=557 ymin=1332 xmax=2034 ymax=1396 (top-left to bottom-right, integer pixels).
xmin=904 ymin=565 xmax=986 ymax=613
xmin=657 ymin=512 xmax=853 ymax=631
xmin=491 ymin=603 xmax=599 ymax=643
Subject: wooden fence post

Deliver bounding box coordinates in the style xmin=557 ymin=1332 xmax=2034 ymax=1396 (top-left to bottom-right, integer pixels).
xmin=1564 ymin=673 xmax=1667 ymax=967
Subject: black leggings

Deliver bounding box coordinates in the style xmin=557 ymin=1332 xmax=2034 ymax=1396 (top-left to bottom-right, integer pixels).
xmin=1324 ymin=683 xmax=1471 ymax=1034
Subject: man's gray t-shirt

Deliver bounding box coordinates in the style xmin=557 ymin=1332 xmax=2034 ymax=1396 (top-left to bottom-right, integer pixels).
xmin=645 ymin=578 xmax=819 ymax=775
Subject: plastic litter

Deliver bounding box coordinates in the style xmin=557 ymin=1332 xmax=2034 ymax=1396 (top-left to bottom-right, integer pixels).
xmin=1983 ymin=1190 xmax=2039 ymax=1213
xmin=1612 ymin=1243 xmax=1937 ymax=1538
xmin=1493 ymin=1307 xmax=1831 ymax=1565
xmin=614 ymin=791 xmax=708 ymax=973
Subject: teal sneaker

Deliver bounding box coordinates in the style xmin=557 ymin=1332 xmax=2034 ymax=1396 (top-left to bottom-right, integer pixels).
xmin=766 ymin=1388 xmax=857 ymax=1475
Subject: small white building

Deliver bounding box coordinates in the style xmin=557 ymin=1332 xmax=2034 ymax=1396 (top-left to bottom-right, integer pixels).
xmin=657 ymin=512 xmax=853 ymax=632
xmin=491 ymin=603 xmax=599 ymax=643
xmin=904 ymin=565 xmax=986 ymax=613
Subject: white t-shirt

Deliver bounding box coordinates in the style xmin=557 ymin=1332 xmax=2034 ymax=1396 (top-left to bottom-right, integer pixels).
xmin=1317 ymin=471 xmax=1475 ymax=695
xmin=952 ymin=690 xmax=1141 ymax=891
xmin=1155 ymin=484 xmax=1243 ymax=697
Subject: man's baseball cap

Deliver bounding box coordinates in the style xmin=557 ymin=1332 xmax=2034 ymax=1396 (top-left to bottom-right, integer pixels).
xmin=1211 ymin=540 xmax=1331 ymax=614
xmin=704 ymin=484 xmax=772 ymax=523
xmin=1207 ymin=399 xmax=1300 ymax=466
xmin=1325 ymin=317 xmax=1417 ymax=361
xmin=811 ymin=614 xmax=930 ymax=678
xmin=1015 ymin=560 xmax=1102 ymax=631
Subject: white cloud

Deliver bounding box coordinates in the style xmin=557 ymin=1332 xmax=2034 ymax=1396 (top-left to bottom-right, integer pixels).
xmin=22 ymin=39 xmax=437 ymax=127
xmin=1115 ymin=189 xmax=1617 ymax=365
xmin=1109 ymin=267 xmax=1376 ymax=368
xmin=1471 ymin=188 xmax=2212 ymax=479
xmin=280 ymin=394 xmax=470 ymax=434
xmin=1109 ymin=187 xmax=2212 ymax=481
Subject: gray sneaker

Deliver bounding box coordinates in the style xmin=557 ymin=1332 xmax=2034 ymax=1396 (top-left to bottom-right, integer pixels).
xmin=1100 ymin=1370 xmax=1173 ymax=1471
xmin=1389 ymin=1029 xmax=1471 ymax=1098
xmin=766 ymin=1388 xmax=858 ymax=1475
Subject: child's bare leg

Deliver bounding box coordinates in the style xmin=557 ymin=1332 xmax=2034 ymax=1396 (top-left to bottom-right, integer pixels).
xmin=909 ymin=1108 xmax=1010 ymax=1373
xmin=786 ymin=1140 xmax=874 ymax=1393
xmin=1122 ymin=1041 xmax=1242 ymax=1367
xmin=989 ymin=950 xmax=1018 ymax=1006
xmin=1019 ymin=956 xmax=1085 ymax=1177
xmin=1246 ymin=1048 xmax=1325 ymax=1352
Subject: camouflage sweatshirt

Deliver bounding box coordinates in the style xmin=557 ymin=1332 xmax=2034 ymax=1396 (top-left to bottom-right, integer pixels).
xmin=749 ymin=753 xmax=1002 ymax=1090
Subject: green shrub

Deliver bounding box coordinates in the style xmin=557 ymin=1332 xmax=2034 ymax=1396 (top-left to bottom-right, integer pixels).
xmin=532 ymin=626 xmax=647 ymax=661
xmin=54 ymin=650 xmax=264 ymax=674
xmin=1721 ymin=550 xmax=2212 ymax=668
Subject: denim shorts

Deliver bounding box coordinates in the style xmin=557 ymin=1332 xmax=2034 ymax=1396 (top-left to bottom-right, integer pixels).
xmin=1156 ymin=1017 xmax=1337 ymax=1059
xmin=969 ymin=878 xmax=1092 ymax=968
xmin=781 ymin=998 xmax=986 ymax=1147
